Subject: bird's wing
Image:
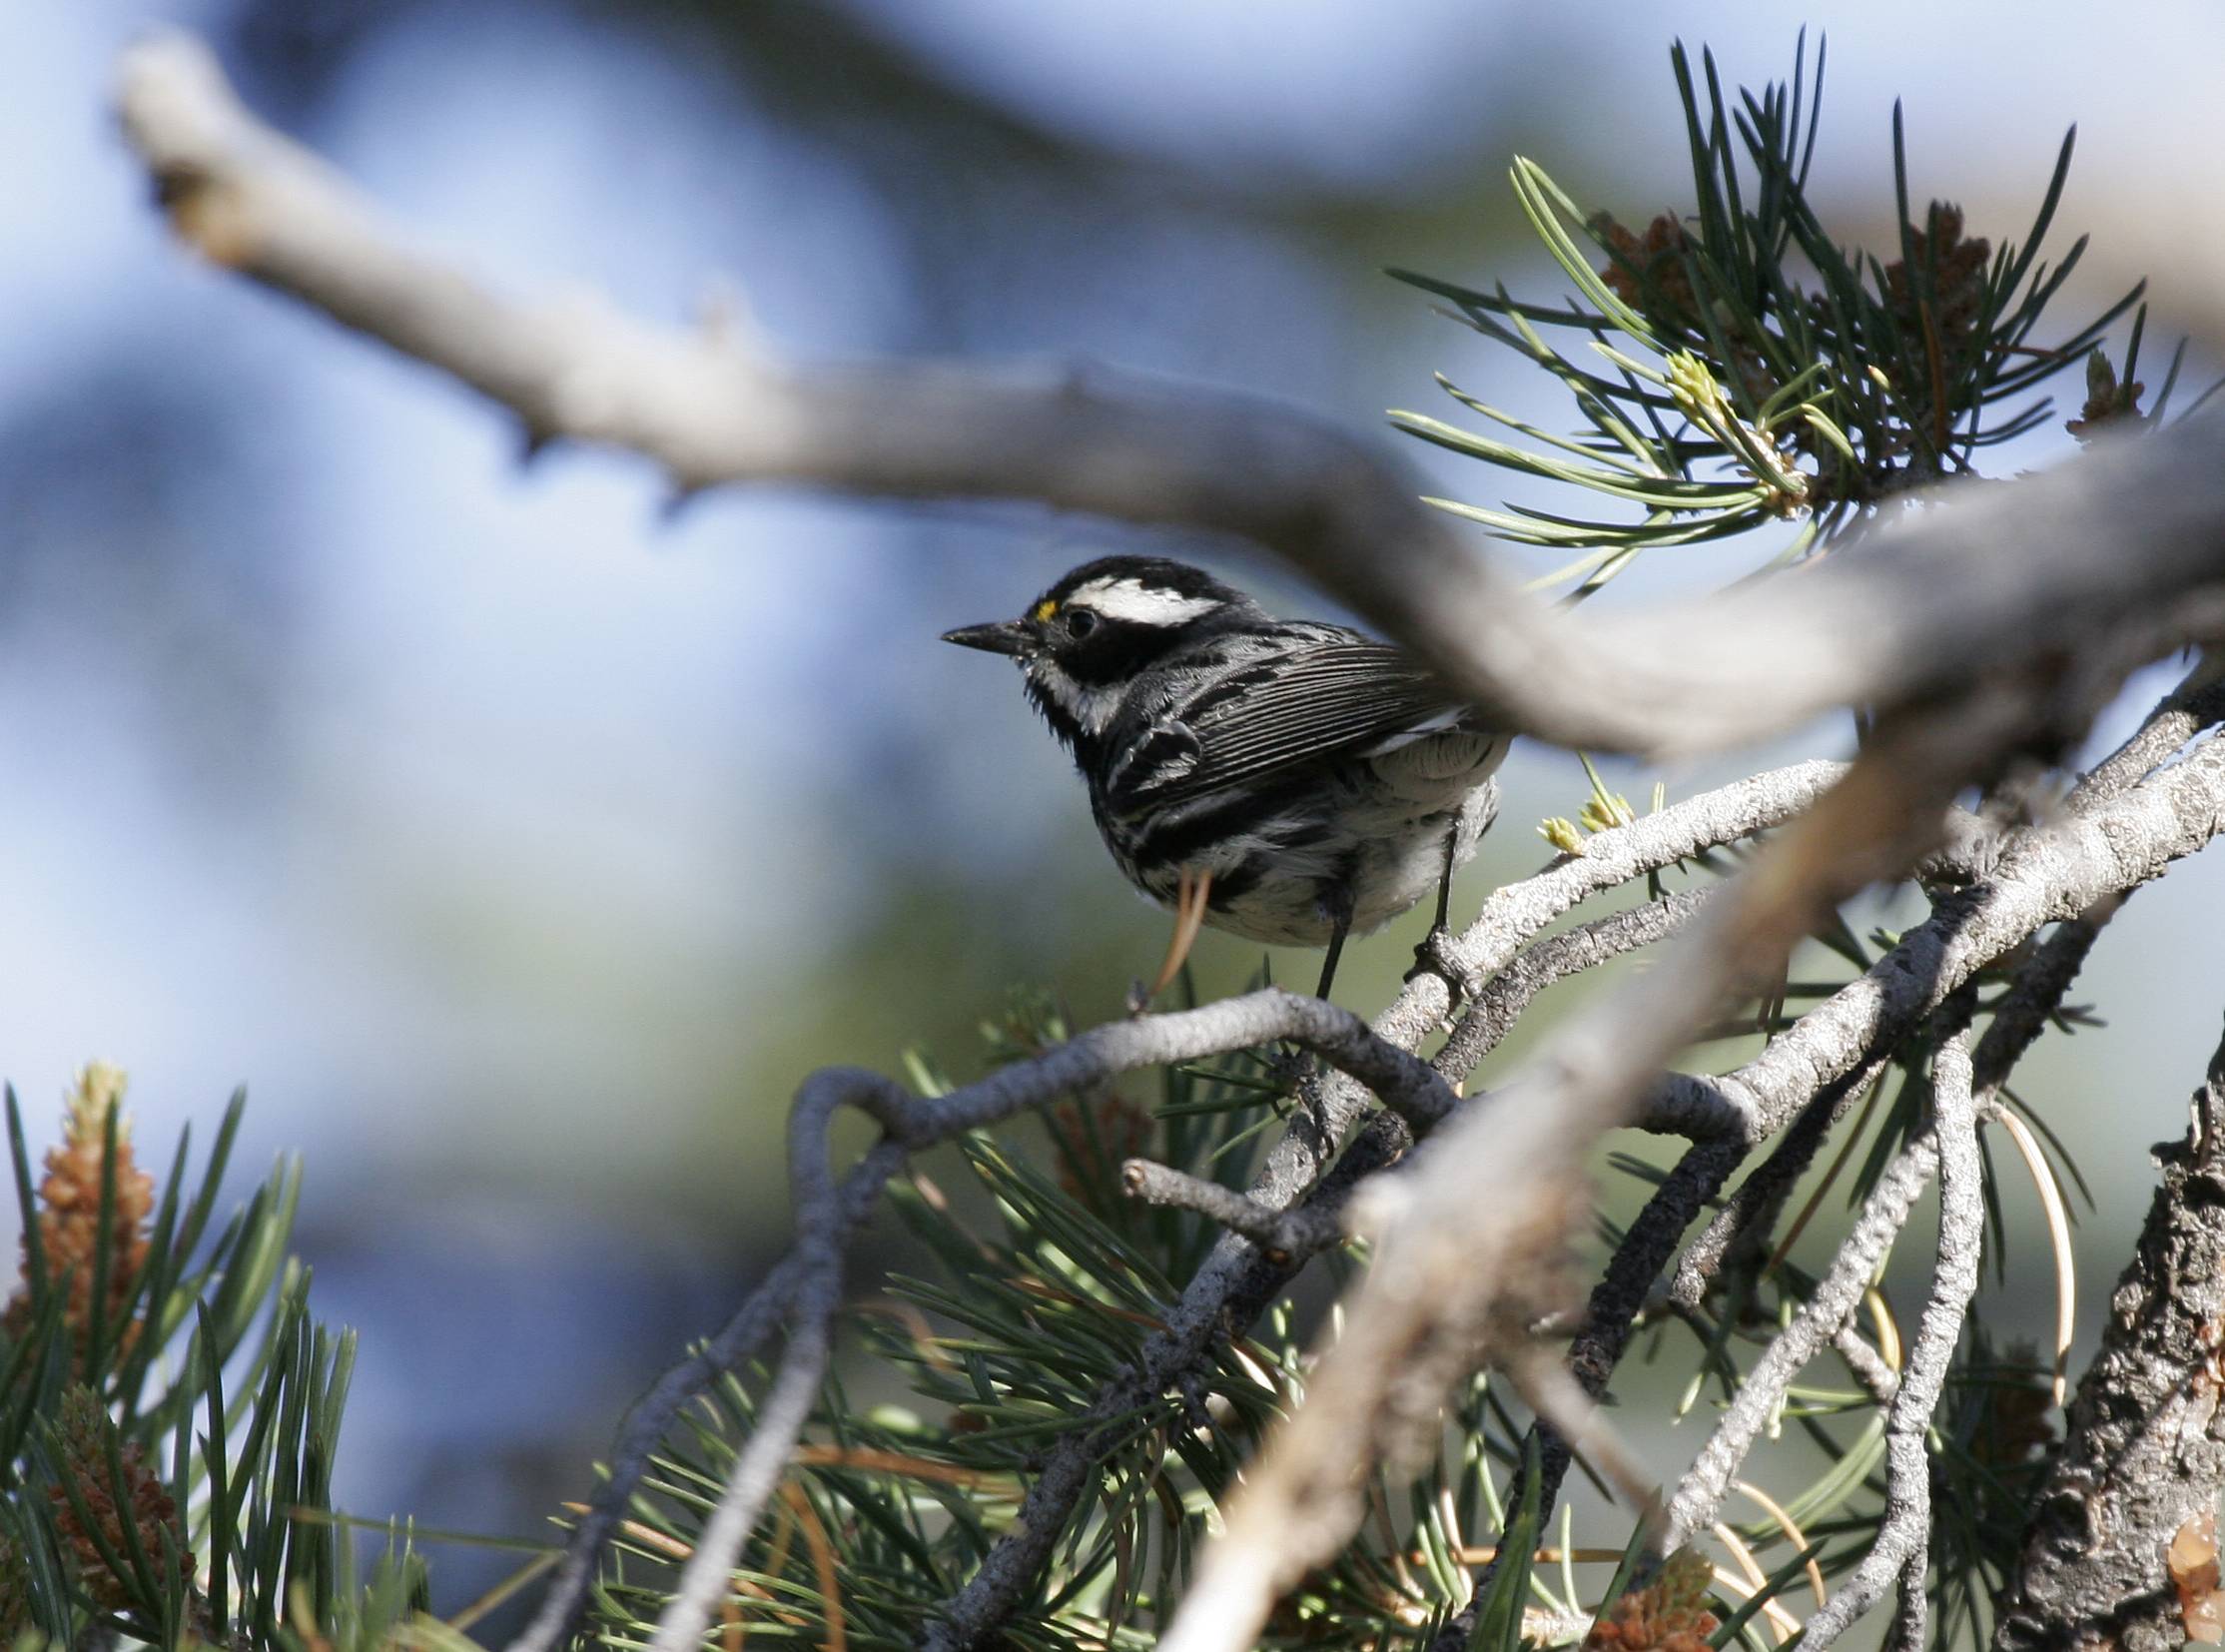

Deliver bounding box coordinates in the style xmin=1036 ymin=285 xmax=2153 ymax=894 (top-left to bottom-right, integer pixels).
xmin=1111 ymin=638 xmax=1478 ymax=812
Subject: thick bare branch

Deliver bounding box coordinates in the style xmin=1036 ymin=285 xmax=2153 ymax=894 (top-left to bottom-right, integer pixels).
xmin=114 ymin=33 xmax=2225 ymax=761
xmin=1992 ymin=1014 xmax=2225 ymax=1652
xmin=645 ymin=1314 xmax=833 ymax=1652
xmin=2070 ymin=647 xmax=2225 ymax=813
xmin=1358 ymin=759 xmax=1848 ymax=1150
xmin=1835 ymin=1322 xmax=1901 ymax=1404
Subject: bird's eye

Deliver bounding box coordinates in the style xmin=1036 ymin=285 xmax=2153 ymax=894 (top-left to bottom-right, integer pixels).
xmin=1065 ymin=609 xmax=1099 ymax=638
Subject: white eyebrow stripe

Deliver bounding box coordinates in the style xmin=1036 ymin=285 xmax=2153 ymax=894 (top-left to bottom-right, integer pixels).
xmin=1069 ymin=578 xmax=1221 ymax=626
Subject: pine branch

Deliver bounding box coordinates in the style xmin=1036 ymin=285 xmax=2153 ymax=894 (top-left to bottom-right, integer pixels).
xmin=511 ymin=991 xmax=1452 ymax=1652
xmin=1157 ymin=687 xmax=2079 ymax=1652
xmin=926 ymin=763 xmax=1843 ymax=1650
xmin=1666 ymin=1054 xmax=1892 ymax=1309
xmin=1433 ymin=888 xmax=1716 ymax=1081
xmin=1663 ymin=1122 xmax=1940 ymax=1547
xmin=1644 ymin=731 xmax=2225 ymax=1147
xmin=2069 ymin=648 xmax=2225 ymax=813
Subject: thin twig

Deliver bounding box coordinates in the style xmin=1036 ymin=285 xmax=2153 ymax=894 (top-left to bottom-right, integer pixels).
xmin=1832 ymin=1322 xmax=1901 ymax=1404
xmin=1642 ymin=735 xmax=2225 ymax=1145
xmin=1428 ymin=1130 xmax=1754 ymax=1652
xmin=647 ymin=1314 xmax=834 ymax=1652
xmin=1666 ymin=1058 xmax=1891 ymax=1310
xmin=1970 ymin=902 xmax=2121 ymax=1102
xmin=1887 ymin=1549 xmax=1928 ymax=1652
xmin=1503 ymin=1346 xmax=1661 ymax=1528
xmin=1434 ymin=888 xmax=1715 ymax=1083
xmin=1118 ymin=1160 xmax=1344 ymax=1257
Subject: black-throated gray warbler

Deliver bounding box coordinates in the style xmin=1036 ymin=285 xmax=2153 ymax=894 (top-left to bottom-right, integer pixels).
xmin=944 ymin=555 xmax=1508 ymax=999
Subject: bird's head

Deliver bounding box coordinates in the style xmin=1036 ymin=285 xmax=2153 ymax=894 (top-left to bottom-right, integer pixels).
xmin=943 ymin=556 xmax=1260 ymax=747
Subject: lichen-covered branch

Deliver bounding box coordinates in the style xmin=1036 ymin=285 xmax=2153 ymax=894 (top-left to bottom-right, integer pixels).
xmin=1155 ymin=694 xmax=2067 ymax=1652
xmin=1665 ymin=1056 xmax=1891 ymax=1310
xmin=925 ymin=761 xmax=1867 ymax=1651
xmin=1796 ymin=1031 xmax=1984 ymax=1651
xmin=1434 ymin=888 xmax=1715 ymax=1082
xmin=1663 ymin=1130 xmax=1940 ymax=1547
xmin=1991 ymin=1015 xmax=2225 ymax=1652
xmin=1367 ymin=759 xmax=1848 ymax=1146
xmin=1654 ymin=725 xmax=2224 ymax=1572
xmin=1642 ymin=733 xmax=2225 ymax=1146
xmin=2071 ymin=649 xmax=2225 ymax=813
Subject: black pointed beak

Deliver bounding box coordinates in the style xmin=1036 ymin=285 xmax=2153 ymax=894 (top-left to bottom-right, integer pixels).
xmin=941 ymin=619 xmax=1033 ymax=657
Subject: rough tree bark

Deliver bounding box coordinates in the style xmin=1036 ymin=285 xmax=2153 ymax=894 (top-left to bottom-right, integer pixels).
xmin=1993 ymin=1018 xmax=2225 ymax=1652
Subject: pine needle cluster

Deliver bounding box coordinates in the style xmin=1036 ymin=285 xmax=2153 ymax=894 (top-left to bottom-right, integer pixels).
xmin=0 ymin=1068 xmax=436 ymax=1650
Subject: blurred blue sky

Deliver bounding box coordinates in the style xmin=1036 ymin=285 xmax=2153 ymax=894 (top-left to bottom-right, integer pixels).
xmin=5 ymin=0 xmax=2223 ymax=1597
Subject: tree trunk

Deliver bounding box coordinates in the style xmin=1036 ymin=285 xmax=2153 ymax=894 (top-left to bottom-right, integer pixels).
xmin=1993 ymin=1017 xmax=2225 ymax=1652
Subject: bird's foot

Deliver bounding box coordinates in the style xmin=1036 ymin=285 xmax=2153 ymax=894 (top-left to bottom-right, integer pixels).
xmin=1404 ymin=926 xmax=1475 ymax=1005
xmin=1259 ymin=1046 xmax=1317 ymax=1090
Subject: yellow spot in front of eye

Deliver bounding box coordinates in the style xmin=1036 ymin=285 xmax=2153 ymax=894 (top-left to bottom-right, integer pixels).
xmin=1035 ymin=599 xmax=1059 ymax=622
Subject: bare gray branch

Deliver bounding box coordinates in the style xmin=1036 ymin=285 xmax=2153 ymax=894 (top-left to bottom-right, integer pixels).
xmin=114 ymin=32 xmax=2225 ymax=761
xmin=509 ymin=989 xmax=1449 ymax=1652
